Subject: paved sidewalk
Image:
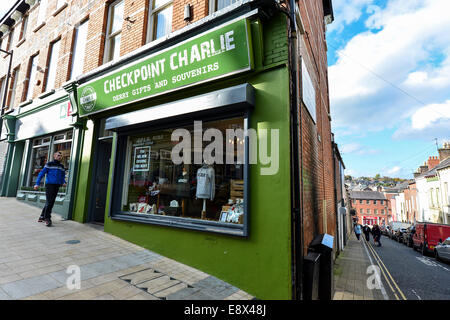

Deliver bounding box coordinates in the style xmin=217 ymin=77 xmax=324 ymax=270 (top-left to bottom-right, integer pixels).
xmin=333 ymin=233 xmax=386 ymax=300
xmin=0 ymin=198 xmax=253 ymax=300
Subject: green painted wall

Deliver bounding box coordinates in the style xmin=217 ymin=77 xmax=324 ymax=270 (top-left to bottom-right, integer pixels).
xmin=72 ymin=120 xmax=95 ymax=222
xmin=103 ymin=66 xmax=292 ymax=299
xmin=75 ymin=14 xmax=293 ymax=299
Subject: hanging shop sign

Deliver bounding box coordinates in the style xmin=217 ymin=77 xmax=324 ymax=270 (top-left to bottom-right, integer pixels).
xmin=77 ymin=18 xmax=254 ymax=117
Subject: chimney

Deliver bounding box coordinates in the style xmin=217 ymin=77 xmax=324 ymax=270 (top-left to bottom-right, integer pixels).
xmin=438 ymin=141 xmax=450 ymax=161
xmin=419 ymin=162 xmax=429 ymax=174
xmin=427 ymin=156 xmax=439 ymax=170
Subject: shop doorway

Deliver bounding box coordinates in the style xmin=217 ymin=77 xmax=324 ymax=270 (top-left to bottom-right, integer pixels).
xmin=88 ymin=139 xmax=112 ymax=224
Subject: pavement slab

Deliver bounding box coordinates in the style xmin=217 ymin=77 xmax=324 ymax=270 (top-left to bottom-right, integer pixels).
xmin=0 ymin=198 xmax=253 ymax=300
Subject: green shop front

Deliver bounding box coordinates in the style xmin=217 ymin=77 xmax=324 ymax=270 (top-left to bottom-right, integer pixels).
xmin=0 ymin=89 xmax=82 ymax=220
xmin=71 ymin=12 xmax=294 ymax=299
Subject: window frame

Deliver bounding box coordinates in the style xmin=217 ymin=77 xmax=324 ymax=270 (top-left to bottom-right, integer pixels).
xmin=103 ymin=0 xmax=124 ymax=64
xmin=6 ymin=66 xmax=20 ymax=110
xmin=25 ymin=54 xmax=39 ymax=101
xmin=108 ymin=110 xmax=250 ymax=237
xmin=146 ymin=0 xmax=173 ymax=43
xmin=26 ymin=130 xmax=73 ymax=190
xmin=44 ymin=38 xmax=61 ymax=92
xmin=209 ymin=0 xmax=239 ymax=14
xmin=35 ymin=0 xmax=48 ymax=29
xmin=18 ymin=14 xmax=28 ymax=42
xmin=70 ymin=19 xmax=89 ymax=80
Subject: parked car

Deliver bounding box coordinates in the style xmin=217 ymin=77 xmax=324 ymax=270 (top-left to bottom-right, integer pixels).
xmin=394 ymin=228 xmax=408 ymax=242
xmin=413 ymin=223 xmax=450 ymax=256
xmin=402 ymin=226 xmax=415 ymax=247
xmin=435 ymin=237 xmax=450 ymax=263
xmin=389 ymin=222 xmax=411 ymax=240
xmin=381 ymin=225 xmax=389 ymax=236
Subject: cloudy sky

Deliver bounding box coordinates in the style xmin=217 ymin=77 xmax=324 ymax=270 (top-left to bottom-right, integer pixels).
xmin=0 ymin=1 xmax=15 ymax=19
xmin=327 ymin=0 xmax=450 ymax=178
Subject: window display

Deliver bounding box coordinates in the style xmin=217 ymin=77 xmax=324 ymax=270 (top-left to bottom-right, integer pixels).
xmin=121 ymin=117 xmax=246 ymax=226
xmin=27 ymin=130 xmax=73 ymax=190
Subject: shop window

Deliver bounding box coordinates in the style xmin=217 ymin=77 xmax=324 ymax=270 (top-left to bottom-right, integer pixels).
xmin=104 ymin=0 xmax=124 ymax=63
xmin=28 ymin=138 xmax=50 ymax=187
xmin=70 ymin=19 xmax=89 ymax=80
xmin=27 ymin=130 xmax=73 ymax=190
xmin=44 ymin=39 xmax=61 ymax=91
xmin=147 ymin=0 xmax=172 ymax=42
xmin=112 ymin=116 xmax=247 ymax=235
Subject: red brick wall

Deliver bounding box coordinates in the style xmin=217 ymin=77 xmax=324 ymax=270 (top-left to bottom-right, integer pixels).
xmin=404 ymin=183 xmax=418 ymax=223
xmin=297 ymin=0 xmax=336 ymax=253
xmin=351 ymin=197 xmax=389 ymax=226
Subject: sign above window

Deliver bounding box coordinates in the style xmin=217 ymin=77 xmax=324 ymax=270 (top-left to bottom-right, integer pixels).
xmin=77 ymin=18 xmax=254 ymax=117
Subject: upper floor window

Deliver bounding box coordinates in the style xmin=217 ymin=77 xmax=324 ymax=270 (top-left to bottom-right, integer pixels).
xmin=380 ymin=200 xmax=384 ymax=205
xmin=57 ymin=0 xmax=66 ymax=9
xmin=19 ymin=14 xmax=28 ymax=42
xmin=147 ymin=0 xmax=172 ymax=43
xmin=7 ymin=67 xmax=20 ymax=110
xmin=36 ymin=0 xmax=48 ymax=27
xmin=373 ymin=200 xmax=377 ymax=205
xmin=70 ymin=19 xmax=89 ymax=80
xmin=0 ymin=77 xmax=6 ymax=110
xmin=366 ymin=200 xmax=370 ymax=204
xmin=359 ymin=200 xmax=363 ymax=204
xmin=6 ymin=28 xmax=15 ymax=51
xmin=45 ymin=39 xmax=61 ymax=91
xmin=210 ymin=0 xmax=239 ymax=13
xmin=104 ymin=0 xmax=124 ymax=63
xmin=25 ymin=54 xmax=38 ymax=101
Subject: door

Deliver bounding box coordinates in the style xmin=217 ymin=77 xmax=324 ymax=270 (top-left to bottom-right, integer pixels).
xmin=90 ymin=139 xmax=112 ymax=223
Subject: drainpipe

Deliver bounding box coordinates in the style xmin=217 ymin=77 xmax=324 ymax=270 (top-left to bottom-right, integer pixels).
xmin=274 ymin=0 xmax=303 ymax=300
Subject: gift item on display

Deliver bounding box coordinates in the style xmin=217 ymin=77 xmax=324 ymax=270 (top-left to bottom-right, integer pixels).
xmin=129 ymin=203 xmax=138 ymax=212
xmin=137 ymin=203 xmax=147 ymax=213
xmin=196 ymin=164 xmax=215 ymax=200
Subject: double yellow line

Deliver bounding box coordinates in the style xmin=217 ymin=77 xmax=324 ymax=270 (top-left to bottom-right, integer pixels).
xmin=364 ymin=238 xmax=407 ymax=300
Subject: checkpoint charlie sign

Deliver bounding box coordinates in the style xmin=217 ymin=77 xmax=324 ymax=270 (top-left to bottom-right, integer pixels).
xmin=77 ymin=18 xmax=254 ymax=117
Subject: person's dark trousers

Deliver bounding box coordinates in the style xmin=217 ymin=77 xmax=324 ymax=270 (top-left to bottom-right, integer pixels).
xmin=355 ymin=233 xmax=360 ymax=240
xmin=41 ymin=184 xmax=60 ymax=220
xmin=365 ymin=233 xmax=370 ymax=241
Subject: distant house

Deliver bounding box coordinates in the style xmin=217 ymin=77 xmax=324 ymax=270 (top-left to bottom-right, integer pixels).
xmin=349 ymin=191 xmax=388 ymax=226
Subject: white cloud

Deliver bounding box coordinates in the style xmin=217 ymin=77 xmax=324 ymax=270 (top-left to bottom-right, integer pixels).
xmin=411 ymin=100 xmax=450 ymax=130
xmin=386 ymin=166 xmax=401 ymax=175
xmin=327 ymin=0 xmax=375 ymax=33
xmin=0 ymin=1 xmax=15 ymax=18
xmin=328 ymin=0 xmax=450 ymax=139
xmin=340 ymin=143 xmax=379 ymax=155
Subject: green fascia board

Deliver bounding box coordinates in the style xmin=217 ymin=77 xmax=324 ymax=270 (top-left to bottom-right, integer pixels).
xmin=15 ymin=94 xmax=69 ymax=119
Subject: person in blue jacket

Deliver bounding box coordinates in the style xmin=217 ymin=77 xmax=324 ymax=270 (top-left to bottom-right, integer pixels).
xmin=34 ymin=151 xmax=66 ymax=227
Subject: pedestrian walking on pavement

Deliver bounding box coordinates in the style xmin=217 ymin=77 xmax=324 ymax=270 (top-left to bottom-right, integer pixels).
xmin=34 ymin=151 xmax=66 ymax=227
xmin=363 ymin=224 xmax=371 ymax=241
xmin=372 ymin=224 xmax=382 ymax=247
xmin=354 ymin=223 xmax=362 ymax=241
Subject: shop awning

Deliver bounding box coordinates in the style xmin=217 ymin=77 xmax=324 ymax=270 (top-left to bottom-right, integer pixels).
xmin=105 ymin=83 xmax=255 ymax=131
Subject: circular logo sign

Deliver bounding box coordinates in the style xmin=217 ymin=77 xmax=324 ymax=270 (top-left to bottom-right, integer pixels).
xmin=79 ymin=86 xmax=97 ymax=112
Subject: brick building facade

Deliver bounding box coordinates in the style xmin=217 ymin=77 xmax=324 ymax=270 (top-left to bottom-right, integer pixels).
xmin=350 ymin=191 xmax=388 ymax=227
xmin=0 ymin=0 xmax=338 ymax=299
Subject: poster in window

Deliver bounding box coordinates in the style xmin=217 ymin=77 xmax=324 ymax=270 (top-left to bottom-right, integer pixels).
xmin=133 ymin=146 xmax=151 ymax=171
